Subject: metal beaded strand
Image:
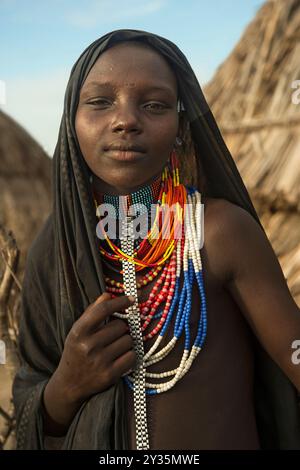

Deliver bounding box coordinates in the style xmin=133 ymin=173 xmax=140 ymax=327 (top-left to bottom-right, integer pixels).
xmin=120 ymin=215 xmax=150 ymax=450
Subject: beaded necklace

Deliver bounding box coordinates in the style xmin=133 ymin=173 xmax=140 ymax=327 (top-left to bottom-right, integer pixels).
xmin=94 ymin=153 xmax=186 ymax=271
xmin=94 ymin=172 xmax=162 ymax=252
xmin=93 ymin=151 xmax=207 ymax=450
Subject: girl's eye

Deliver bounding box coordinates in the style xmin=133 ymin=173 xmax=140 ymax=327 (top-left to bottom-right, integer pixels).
xmin=144 ymin=102 xmax=167 ymax=112
xmin=88 ymin=99 xmax=112 ymax=108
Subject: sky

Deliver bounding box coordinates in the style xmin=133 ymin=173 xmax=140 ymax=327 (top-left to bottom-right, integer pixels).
xmin=0 ymin=0 xmax=265 ymax=155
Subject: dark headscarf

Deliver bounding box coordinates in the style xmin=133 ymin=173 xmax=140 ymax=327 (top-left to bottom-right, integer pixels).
xmin=13 ymin=29 xmax=300 ymax=449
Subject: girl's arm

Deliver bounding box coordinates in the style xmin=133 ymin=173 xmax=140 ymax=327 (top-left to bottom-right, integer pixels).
xmin=207 ymin=198 xmax=300 ymax=391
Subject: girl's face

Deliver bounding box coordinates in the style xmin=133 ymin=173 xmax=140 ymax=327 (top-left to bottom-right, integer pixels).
xmin=75 ymin=42 xmax=179 ymax=195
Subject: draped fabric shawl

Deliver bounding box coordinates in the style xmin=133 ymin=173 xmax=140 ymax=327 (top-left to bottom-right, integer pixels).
xmin=12 ymin=29 xmax=300 ymax=449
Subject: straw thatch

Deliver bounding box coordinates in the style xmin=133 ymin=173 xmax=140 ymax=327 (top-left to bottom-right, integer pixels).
xmin=204 ymin=0 xmax=300 ymax=306
xmin=0 ymin=111 xmax=52 ymax=449
xmin=0 ymin=110 xmax=52 ymax=277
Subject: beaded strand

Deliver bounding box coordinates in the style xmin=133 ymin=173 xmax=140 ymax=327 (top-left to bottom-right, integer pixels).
xmin=94 ymin=152 xmax=207 ymax=450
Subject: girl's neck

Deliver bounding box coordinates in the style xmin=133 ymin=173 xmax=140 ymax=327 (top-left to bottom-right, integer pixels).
xmin=93 ymin=172 xmax=162 ymax=214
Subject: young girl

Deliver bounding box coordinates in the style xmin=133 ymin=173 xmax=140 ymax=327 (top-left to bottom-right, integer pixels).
xmin=13 ymin=29 xmax=300 ymax=450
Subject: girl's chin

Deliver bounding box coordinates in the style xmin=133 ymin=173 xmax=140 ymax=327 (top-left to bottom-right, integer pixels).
xmin=92 ymin=168 xmax=163 ymax=194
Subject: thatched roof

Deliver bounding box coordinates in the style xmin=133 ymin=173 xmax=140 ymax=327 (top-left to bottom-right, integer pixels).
xmin=0 ymin=111 xmax=52 ymax=448
xmin=204 ymin=0 xmax=300 ymax=305
xmin=0 ymin=110 xmax=52 ymax=277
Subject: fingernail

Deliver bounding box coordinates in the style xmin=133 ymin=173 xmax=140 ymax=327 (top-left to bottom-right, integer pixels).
xmin=128 ymin=295 xmax=135 ymax=302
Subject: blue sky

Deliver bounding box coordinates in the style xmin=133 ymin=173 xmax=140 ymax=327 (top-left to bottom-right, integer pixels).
xmin=0 ymin=0 xmax=265 ymax=154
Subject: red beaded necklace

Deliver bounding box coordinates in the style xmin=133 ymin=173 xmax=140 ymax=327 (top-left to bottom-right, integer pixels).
xmin=93 ymin=151 xmax=187 ymax=340
xmin=93 ymin=151 xmax=186 ymax=273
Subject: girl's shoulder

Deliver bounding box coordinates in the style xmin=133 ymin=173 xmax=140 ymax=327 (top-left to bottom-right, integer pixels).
xmin=201 ymin=195 xmax=265 ymax=284
xmin=201 ymin=196 xmax=252 ymax=228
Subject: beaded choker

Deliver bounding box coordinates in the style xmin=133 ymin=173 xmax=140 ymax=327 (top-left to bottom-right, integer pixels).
xmin=93 ymin=151 xmax=207 ymax=450
xmin=93 ymin=171 xmax=162 ymax=252
xmin=94 ymin=171 xmax=162 ymax=219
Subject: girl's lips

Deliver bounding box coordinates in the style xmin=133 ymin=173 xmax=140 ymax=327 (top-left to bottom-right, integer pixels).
xmin=104 ymin=149 xmax=146 ymax=162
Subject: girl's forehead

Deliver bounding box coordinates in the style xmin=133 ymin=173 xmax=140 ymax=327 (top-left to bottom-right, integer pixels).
xmin=83 ymin=43 xmax=178 ymax=92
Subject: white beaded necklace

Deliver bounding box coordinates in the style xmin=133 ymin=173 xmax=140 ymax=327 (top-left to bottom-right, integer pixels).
xmin=115 ymin=187 xmax=207 ymax=450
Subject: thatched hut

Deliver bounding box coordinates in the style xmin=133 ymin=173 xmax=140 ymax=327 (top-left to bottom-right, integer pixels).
xmin=204 ymin=0 xmax=300 ymax=305
xmin=0 ymin=110 xmax=52 ymax=449
xmin=0 ymin=110 xmax=52 ymax=276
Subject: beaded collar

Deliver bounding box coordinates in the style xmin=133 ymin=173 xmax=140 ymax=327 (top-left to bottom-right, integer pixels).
xmin=93 ymin=171 xmax=162 ymax=219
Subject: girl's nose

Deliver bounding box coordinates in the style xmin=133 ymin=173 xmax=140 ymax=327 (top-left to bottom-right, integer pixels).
xmin=111 ymin=104 xmax=142 ymax=134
